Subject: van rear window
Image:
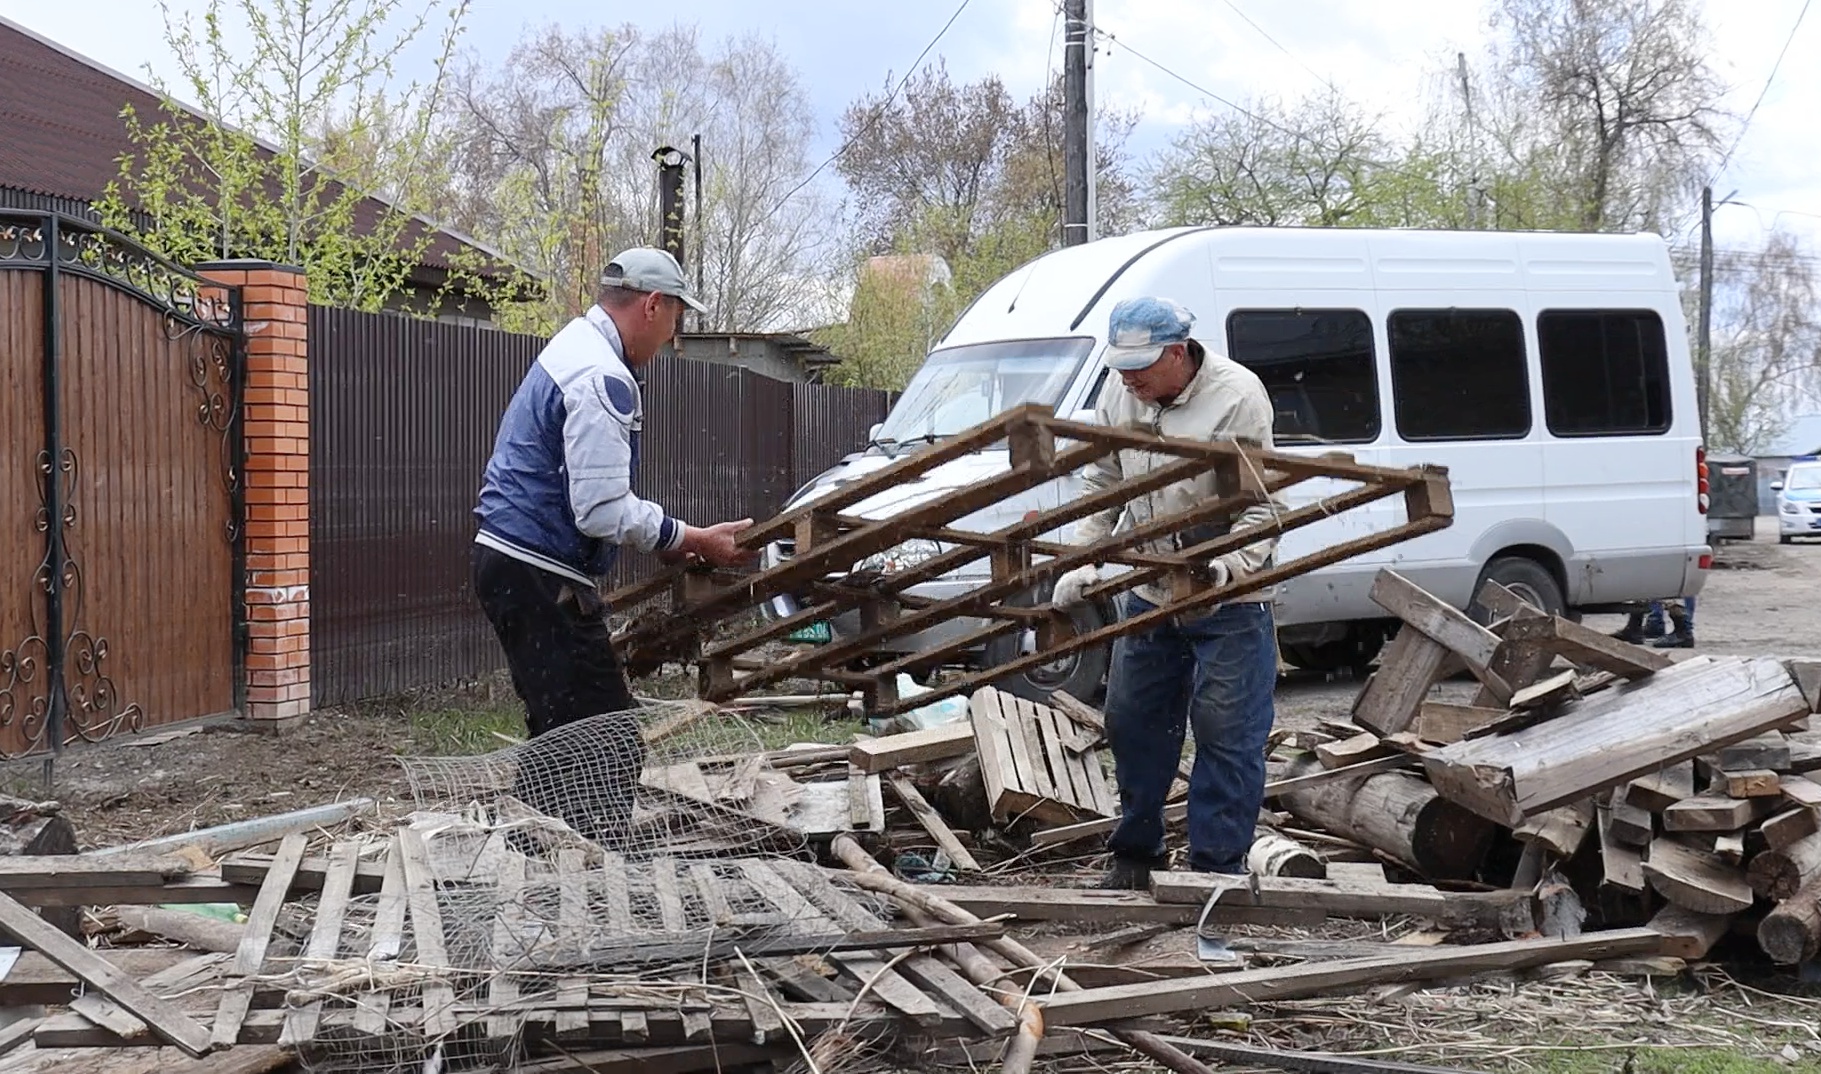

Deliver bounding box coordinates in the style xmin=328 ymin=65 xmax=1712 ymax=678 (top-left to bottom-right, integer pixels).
xmin=1226 ymin=310 xmax=1379 ymax=444
xmin=1537 ymin=310 xmax=1672 ymax=437
xmin=1388 ymin=309 xmax=1531 ymax=441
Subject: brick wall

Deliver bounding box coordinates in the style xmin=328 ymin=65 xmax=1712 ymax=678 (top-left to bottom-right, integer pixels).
xmin=200 ymin=261 xmax=311 ymax=723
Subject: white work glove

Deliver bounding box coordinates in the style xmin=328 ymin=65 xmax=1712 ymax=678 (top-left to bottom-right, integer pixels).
xmin=1202 ymin=559 xmax=1232 ymax=589
xmin=1052 ymin=565 xmax=1101 ymax=609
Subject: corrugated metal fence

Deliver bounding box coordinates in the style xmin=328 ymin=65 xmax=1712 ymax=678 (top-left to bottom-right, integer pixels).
xmin=309 ymin=307 xmax=890 ymax=706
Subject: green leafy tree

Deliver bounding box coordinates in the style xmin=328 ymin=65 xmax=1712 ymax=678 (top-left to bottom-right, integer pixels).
xmin=100 ymin=0 xmax=469 ymax=312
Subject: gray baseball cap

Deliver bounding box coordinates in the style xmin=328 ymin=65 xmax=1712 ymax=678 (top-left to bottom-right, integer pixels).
xmin=601 ymin=247 xmax=708 ymax=313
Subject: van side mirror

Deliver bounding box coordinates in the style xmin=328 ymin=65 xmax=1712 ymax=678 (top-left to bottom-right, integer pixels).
xmin=1772 ymin=481 xmax=1785 ymax=492
xmin=867 ymin=422 xmax=884 ymax=442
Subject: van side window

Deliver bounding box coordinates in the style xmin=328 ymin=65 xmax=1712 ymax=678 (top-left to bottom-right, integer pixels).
xmin=1537 ymin=310 xmax=1672 ymax=436
xmin=1388 ymin=309 xmax=1530 ymax=440
xmin=1082 ymin=366 xmax=1111 ymax=411
xmin=1225 ymin=309 xmax=1379 ymax=443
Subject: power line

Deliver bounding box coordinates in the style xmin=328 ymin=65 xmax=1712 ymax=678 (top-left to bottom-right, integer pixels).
xmin=1713 ymin=0 xmax=1813 ymax=181
xmin=758 ymin=0 xmax=975 ymax=226
xmin=1217 ymin=0 xmax=1335 ymax=91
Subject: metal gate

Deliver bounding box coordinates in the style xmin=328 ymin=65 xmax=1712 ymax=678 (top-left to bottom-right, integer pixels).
xmin=0 ymin=211 xmax=243 ymax=757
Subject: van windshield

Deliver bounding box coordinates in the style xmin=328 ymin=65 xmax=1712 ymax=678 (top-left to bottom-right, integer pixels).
xmin=873 ymin=337 xmax=1095 ymax=446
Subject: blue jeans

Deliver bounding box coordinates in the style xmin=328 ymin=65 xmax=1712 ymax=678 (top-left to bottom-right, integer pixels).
xmin=1103 ymin=595 xmax=1278 ymax=874
xmin=1646 ymin=597 xmax=1694 ymax=631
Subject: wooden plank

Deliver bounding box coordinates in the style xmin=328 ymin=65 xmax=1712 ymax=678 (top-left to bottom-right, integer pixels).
xmin=1414 ymin=701 xmax=1503 ymax=745
xmin=211 ymin=830 xmax=307 ymax=1050
xmin=1609 ymin=793 xmax=1654 ymax=847
xmin=1351 ymin=627 xmax=1449 ymax=737
xmin=1662 ymin=794 xmax=1776 ymax=833
xmin=280 ymin=839 xmax=360 ymax=1047
xmin=398 ymin=827 xmax=458 ymax=1039
xmin=1514 ymin=799 xmax=1596 ymax=858
xmin=1782 ymin=774 xmax=1821 ymax=809
xmin=652 ymin=858 xmax=688 ymax=932
xmin=1082 ymin=748 xmax=1117 ymax=818
xmin=929 ymin=884 xmax=1313 ymax=927
xmin=1719 ymin=733 xmax=1791 ymax=772
xmin=887 ymin=775 xmax=982 ymax=872
xmin=1627 ymin=763 xmax=1696 ymax=812
xmin=1642 ymin=837 xmax=1754 ymax=914
xmin=1597 ymin=803 xmax=1646 ymax=895
xmin=1007 ymin=698 xmax=1054 ymax=800
xmin=1509 ymin=669 xmax=1581 ymax=710
xmin=1726 ymin=769 xmax=1784 ymax=798
xmin=845 ymin=764 xmax=871 ymax=831
xmin=1423 ymin=657 xmax=1809 ymax=827
xmin=1317 ymin=732 xmax=1395 ymax=770
xmin=1148 ymin=871 xmax=1529 ymax=928
xmin=1648 ymin=903 xmax=1734 ymax=960
xmin=971 ymin=689 xmax=1025 ymax=822
xmin=896 ymin=953 xmax=1019 ymax=1037
xmin=1033 ymin=704 xmax=1082 ymax=806
xmin=0 ymin=889 xmax=213 ymax=1056
xmin=847 ymin=725 xmax=976 ymax=774
xmin=1370 ymin=569 xmax=1509 ymax=699
xmin=1036 ymin=928 xmax=1663 ymax=1025
xmin=601 ymin=851 xmax=633 ymax=933
xmin=556 ymin=849 xmax=591 ymax=1036
xmin=1763 ymin=807 xmax=1820 ymax=851
xmin=354 ymin=838 xmax=405 ymax=1036
xmin=0 ymin=855 xmax=196 ymax=889
xmin=1501 ymin=614 xmax=1673 ymax=678
xmin=484 ymin=853 xmax=526 ymax=1039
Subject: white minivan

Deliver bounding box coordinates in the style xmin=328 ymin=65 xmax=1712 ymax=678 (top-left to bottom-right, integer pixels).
xmin=764 ymin=226 xmax=1713 ymax=702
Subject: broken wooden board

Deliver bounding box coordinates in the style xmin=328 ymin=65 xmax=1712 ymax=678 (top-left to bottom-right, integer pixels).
xmin=1369 ymin=569 xmax=1511 ymax=702
xmin=1662 ymin=794 xmax=1778 ymax=833
xmin=1642 ymin=837 xmax=1754 ymax=914
xmin=1763 ymin=807 xmax=1820 ymax=851
xmin=925 ymin=885 xmax=1316 ymax=927
xmin=1499 ymin=615 xmax=1672 ymax=679
xmin=1725 ymin=770 xmax=1784 ymax=798
xmin=847 ymin=725 xmax=975 ymax=774
xmin=970 ymin=687 xmax=1115 ymax=825
xmin=885 ymin=775 xmax=981 ymax=872
xmin=1414 ymin=701 xmax=1504 ymax=745
xmin=1423 ymin=657 xmax=1810 ymax=827
xmin=1035 ymin=928 xmax=1662 ymax=1026
xmin=1718 ymin=733 xmax=1791 ymax=773
xmin=1352 ymin=627 xmax=1451 ymax=737
xmin=1627 ymin=763 xmax=1697 ymax=812
xmin=1514 ymin=799 xmax=1596 ymax=858
xmin=1647 ymin=903 xmax=1735 ymax=960
xmin=1149 ymin=871 xmax=1531 ymax=929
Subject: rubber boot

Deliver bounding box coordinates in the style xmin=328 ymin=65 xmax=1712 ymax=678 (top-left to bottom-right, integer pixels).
xmin=1612 ymin=610 xmax=1648 ymax=644
xmin=1650 ymin=601 xmax=1693 ymax=649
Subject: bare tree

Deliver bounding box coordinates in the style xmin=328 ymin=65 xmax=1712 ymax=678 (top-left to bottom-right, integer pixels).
xmin=1703 ymin=232 xmax=1821 ymax=454
xmin=442 ymin=25 xmax=837 ymax=334
xmin=1479 ymin=0 xmax=1728 ymax=232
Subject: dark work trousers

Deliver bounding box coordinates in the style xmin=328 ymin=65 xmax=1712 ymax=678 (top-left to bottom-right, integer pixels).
xmin=472 ymin=543 xmax=645 ymax=845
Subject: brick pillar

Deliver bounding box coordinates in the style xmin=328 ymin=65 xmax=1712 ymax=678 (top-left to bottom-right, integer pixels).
xmin=199 ymin=261 xmax=311 ymax=724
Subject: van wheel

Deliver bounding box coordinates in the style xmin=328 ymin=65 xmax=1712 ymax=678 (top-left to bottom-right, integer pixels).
xmin=983 ymin=584 xmax=1111 ymax=706
xmin=1280 ymin=628 xmax=1386 ymax=674
xmin=1468 ymin=555 xmax=1566 ymax=622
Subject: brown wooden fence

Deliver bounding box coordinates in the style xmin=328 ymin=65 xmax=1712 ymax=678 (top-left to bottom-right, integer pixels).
xmin=309 ymin=307 xmax=890 ymax=706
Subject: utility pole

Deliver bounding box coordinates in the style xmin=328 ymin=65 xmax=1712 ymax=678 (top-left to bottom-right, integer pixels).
xmin=653 ymin=146 xmax=687 ymax=268
xmin=1063 ymin=0 xmax=1092 ymax=246
xmin=1456 ymin=52 xmax=1481 ymax=229
xmin=691 ymin=134 xmax=705 ymax=330
xmin=1698 ymin=185 xmax=1714 ymax=440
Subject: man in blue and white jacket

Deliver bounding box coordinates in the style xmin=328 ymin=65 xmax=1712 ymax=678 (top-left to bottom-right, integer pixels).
xmin=473 ymin=247 xmax=752 ymax=752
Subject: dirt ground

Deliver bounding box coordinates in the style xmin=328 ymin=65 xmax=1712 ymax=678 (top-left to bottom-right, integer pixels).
xmin=18 ymin=513 xmax=1821 ymax=849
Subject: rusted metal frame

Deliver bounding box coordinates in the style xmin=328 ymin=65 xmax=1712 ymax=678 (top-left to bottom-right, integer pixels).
xmin=1033 ymin=415 xmax=1415 ymax=486
xmin=619 ymin=438 xmax=1102 ymax=661
xmin=688 ymin=449 xmax=1244 ymax=662
xmin=861 ymin=473 xmax=1437 ymax=687
xmin=741 ymin=404 xmax=1054 ymax=548
xmin=870 ymin=512 xmax=1454 ymax=715
xmin=882 ymin=525 xmax=1188 ymax=571
xmin=707 ymin=465 xmax=1314 ymax=695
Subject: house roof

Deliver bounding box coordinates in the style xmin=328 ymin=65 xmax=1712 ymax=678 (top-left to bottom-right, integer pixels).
xmin=0 ymin=15 xmax=522 ymax=283
xmin=1761 ymin=414 xmax=1821 ymax=459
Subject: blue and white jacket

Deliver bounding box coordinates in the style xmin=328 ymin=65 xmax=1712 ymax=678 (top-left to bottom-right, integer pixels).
xmin=474 ymin=306 xmax=686 ymax=584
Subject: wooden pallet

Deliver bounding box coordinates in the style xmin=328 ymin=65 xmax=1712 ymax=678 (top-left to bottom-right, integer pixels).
xmin=972 ymin=688 xmax=1116 ymax=825
xmin=603 ymin=404 xmax=1453 ymax=716
xmin=42 ymin=831 xmax=1013 ymax=1054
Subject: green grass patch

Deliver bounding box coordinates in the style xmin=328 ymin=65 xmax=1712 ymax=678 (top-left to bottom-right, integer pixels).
xmin=405 ymin=702 xmax=527 ymax=756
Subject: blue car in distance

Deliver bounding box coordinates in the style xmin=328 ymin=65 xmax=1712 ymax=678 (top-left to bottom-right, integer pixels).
xmin=1774 ymin=460 xmax=1821 ymax=545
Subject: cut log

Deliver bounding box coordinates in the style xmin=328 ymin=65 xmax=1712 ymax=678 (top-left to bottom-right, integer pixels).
xmin=1725 ymin=770 xmax=1783 ymax=799
xmin=1275 ymin=755 xmax=1495 ymax=881
xmin=1762 ymin=807 xmax=1819 ymax=851
xmin=1718 ymin=733 xmax=1790 ymax=773
xmin=1642 ymin=837 xmax=1754 ymax=914
xmin=1758 ymin=876 xmax=1821 ymax=965
xmin=1747 ymin=831 xmax=1821 ymax=899
xmin=1500 ymin=615 xmax=1672 ymax=679
xmin=1627 ymin=763 xmax=1696 ymax=812
xmin=1245 ymin=832 xmax=1326 ymax=879
xmin=1423 ymin=657 xmax=1809 ymax=828
xmin=1662 ymin=794 xmax=1776 ymax=833
xmin=1648 ymin=903 xmax=1734 ymax=960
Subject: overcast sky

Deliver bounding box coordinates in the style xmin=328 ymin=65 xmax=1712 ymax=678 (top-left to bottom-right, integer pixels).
xmin=5 ymin=0 xmax=1815 ymax=256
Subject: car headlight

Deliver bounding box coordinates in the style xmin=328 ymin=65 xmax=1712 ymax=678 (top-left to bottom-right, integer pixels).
xmin=1783 ymin=501 xmax=1801 ymax=515
xmin=855 ymin=538 xmax=946 ymax=574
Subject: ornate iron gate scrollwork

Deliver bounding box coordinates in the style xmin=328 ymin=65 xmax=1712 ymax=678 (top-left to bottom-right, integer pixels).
xmin=0 ymin=210 xmax=243 ymax=757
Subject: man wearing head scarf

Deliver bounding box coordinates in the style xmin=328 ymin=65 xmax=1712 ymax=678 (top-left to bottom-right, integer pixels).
xmin=1051 ymin=296 xmax=1284 ymax=889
